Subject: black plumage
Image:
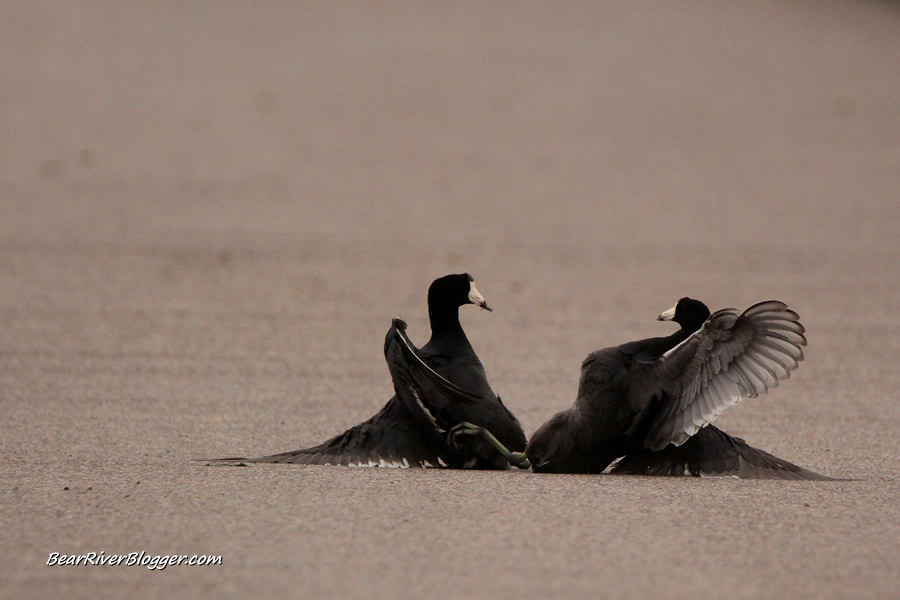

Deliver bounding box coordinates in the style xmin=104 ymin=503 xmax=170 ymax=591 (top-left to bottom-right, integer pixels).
xmin=618 ymin=297 xmax=710 ymax=361
xmin=524 ymin=298 xmax=828 ymax=478
xmin=440 ymin=298 xmax=830 ymax=479
xmin=609 ymin=424 xmax=831 ymax=480
xmin=382 ymin=315 xmax=527 ymax=469
xmin=222 ymin=273 xmax=526 ymax=469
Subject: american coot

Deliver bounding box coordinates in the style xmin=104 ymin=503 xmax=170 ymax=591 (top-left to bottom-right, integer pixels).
xmin=217 ymin=273 xmax=526 ymax=469
xmin=382 ymin=315 xmax=528 ymax=469
xmin=440 ymin=298 xmax=831 ymax=479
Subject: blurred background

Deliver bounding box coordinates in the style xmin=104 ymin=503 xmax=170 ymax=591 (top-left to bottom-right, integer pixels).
xmin=4 ymin=2 xmax=896 ymax=247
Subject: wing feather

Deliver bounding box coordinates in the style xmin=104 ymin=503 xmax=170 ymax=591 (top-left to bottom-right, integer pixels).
xmin=384 ymin=318 xmax=479 ymax=437
xmin=729 ymin=361 xmax=765 ymax=393
xmin=234 ymin=394 xmax=447 ymax=468
xmin=613 ymin=425 xmax=832 ymax=480
xmin=645 ymin=301 xmax=807 ymax=451
xmin=743 ymin=353 xmax=779 ymax=387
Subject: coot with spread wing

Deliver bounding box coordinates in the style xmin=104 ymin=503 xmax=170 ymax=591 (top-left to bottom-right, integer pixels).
xmin=450 ymin=298 xmax=830 ymax=479
xmin=213 ymin=273 xmax=526 ymax=469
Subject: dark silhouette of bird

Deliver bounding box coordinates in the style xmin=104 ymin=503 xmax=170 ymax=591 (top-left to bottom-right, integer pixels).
xmin=443 ymin=298 xmax=831 ymax=480
xmin=212 ymin=273 xmax=526 ymax=469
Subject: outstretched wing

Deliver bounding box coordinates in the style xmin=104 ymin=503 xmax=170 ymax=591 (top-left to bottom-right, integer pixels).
xmin=613 ymin=425 xmax=831 ymax=480
xmin=384 ymin=317 xmax=479 ymax=436
xmin=612 ymin=425 xmax=831 ymax=481
xmin=205 ymin=318 xmax=478 ymax=469
xmin=206 ymin=393 xmax=449 ymax=467
xmin=644 ymin=301 xmax=807 ymax=451
xmin=253 ymin=399 xmax=449 ymax=467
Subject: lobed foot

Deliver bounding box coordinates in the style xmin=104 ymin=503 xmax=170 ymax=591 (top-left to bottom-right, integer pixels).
xmin=448 ymin=422 xmax=531 ymax=469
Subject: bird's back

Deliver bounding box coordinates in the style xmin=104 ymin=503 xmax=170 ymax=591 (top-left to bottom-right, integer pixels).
xmin=418 ymin=340 xmax=527 ymax=454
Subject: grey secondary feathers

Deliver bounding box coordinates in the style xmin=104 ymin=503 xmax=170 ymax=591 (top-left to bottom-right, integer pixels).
xmin=648 ymin=301 xmax=807 ymax=451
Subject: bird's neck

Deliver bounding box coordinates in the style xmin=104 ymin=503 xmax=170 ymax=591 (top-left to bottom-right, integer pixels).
xmin=620 ymin=324 xmax=699 ymax=359
xmin=427 ymin=301 xmax=468 ymax=345
xmin=665 ymin=325 xmax=696 ymax=350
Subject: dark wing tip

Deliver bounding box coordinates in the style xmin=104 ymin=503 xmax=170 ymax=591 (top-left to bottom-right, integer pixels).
xmin=618 ymin=427 xmax=836 ymax=481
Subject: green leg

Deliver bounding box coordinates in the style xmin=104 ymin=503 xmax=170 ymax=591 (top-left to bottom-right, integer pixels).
xmin=448 ymin=422 xmax=531 ymax=469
